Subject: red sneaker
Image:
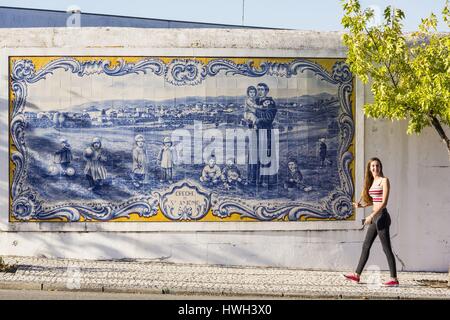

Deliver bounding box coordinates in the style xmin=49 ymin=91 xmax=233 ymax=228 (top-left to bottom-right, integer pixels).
xmin=343 ymin=273 xmax=360 ymax=283
xmin=383 ymin=280 xmax=399 ymax=287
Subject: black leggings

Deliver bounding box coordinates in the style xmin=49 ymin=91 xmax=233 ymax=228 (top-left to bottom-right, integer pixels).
xmin=356 ymin=208 xmax=397 ymax=278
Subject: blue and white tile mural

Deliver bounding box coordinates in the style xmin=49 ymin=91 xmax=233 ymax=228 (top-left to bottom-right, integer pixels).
xmin=9 ymin=57 xmax=354 ymax=222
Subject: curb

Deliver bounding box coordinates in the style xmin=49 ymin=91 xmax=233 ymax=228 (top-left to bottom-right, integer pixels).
xmin=43 ymin=283 xmax=104 ymax=293
xmin=1 ymin=280 xmax=448 ymax=300
xmin=0 ymin=281 xmax=42 ymax=291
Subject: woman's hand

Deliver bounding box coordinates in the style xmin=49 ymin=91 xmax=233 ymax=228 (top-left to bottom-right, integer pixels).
xmin=364 ymin=215 xmax=374 ymax=225
xmin=353 ymin=202 xmax=362 ymax=209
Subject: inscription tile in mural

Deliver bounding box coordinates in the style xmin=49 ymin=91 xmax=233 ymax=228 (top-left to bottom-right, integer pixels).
xmin=9 ymin=56 xmax=355 ymax=222
xmin=154 ymin=181 xmax=211 ymax=221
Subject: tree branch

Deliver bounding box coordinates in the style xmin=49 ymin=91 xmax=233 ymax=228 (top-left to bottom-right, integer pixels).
xmin=430 ymin=115 xmax=450 ymax=160
xmin=363 ymin=26 xmax=399 ymax=88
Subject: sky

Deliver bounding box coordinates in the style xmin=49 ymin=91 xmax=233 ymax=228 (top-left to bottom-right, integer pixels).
xmin=1 ymin=0 xmax=449 ymax=31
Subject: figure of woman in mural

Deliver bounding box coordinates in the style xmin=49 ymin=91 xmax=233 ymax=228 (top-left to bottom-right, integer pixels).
xmin=243 ymin=86 xmax=258 ymax=128
xmin=83 ymin=137 xmax=108 ymax=191
xmin=132 ymin=134 xmax=148 ymax=188
xmin=344 ymin=157 xmax=399 ymax=287
xmin=52 ymin=138 xmax=74 ymax=176
xmin=157 ymin=137 xmax=176 ymax=183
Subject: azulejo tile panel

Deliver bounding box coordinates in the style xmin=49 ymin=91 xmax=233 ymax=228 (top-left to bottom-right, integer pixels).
xmin=9 ymin=56 xmax=355 ymax=222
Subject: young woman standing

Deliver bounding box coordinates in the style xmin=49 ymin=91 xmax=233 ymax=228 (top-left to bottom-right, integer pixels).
xmin=344 ymin=157 xmax=399 ymax=287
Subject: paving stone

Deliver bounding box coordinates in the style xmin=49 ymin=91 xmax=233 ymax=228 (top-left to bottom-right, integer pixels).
xmin=0 ymin=255 xmax=448 ymax=299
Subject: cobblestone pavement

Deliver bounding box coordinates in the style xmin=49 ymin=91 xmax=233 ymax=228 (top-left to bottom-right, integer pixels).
xmin=0 ymin=256 xmax=448 ymax=299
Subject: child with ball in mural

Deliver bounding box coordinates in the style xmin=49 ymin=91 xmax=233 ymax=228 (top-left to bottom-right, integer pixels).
xmin=51 ymin=137 xmax=74 ymax=176
xmin=83 ymin=137 xmax=108 ymax=191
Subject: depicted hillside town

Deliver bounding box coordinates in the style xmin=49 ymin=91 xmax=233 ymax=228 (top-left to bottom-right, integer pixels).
xmin=24 ymin=94 xmax=339 ymax=131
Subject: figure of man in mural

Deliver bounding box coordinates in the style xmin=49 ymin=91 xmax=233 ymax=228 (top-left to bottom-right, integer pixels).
xmin=246 ymin=82 xmax=278 ymax=188
xmin=53 ymin=138 xmax=74 ymax=176
xmin=132 ymin=134 xmax=148 ymax=188
xmin=221 ymin=158 xmax=247 ymax=190
xmin=319 ymin=138 xmax=332 ymax=168
xmin=83 ymin=137 xmax=108 ymax=191
xmin=200 ymin=156 xmax=222 ymax=186
xmin=157 ymin=137 xmax=176 ymax=183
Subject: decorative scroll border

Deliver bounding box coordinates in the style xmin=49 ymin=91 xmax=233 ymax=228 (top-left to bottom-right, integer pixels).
xmin=9 ymin=57 xmax=354 ymax=222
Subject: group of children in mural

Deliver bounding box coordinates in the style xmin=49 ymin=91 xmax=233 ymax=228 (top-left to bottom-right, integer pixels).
xmin=132 ymin=135 xmax=177 ymax=187
xmin=199 ymin=156 xmax=246 ymax=190
xmin=50 ymin=135 xmax=243 ymax=192
xmin=52 ymin=137 xmax=111 ymax=191
xmin=51 ymin=134 xmax=177 ymax=191
xmin=51 ymin=136 xmax=322 ymax=194
xmin=49 ymin=82 xmax=331 ymax=194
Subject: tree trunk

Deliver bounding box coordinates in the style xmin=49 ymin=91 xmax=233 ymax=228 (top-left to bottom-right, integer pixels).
xmin=430 ymin=115 xmax=450 ymax=162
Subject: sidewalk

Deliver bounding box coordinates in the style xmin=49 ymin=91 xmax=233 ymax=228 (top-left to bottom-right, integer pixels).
xmin=0 ymin=256 xmax=448 ymax=299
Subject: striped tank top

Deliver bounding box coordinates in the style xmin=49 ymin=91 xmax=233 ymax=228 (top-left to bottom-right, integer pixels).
xmin=368 ymin=179 xmax=383 ymax=202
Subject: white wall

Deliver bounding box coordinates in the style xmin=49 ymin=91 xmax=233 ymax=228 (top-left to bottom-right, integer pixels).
xmin=0 ymin=28 xmax=448 ymax=272
xmin=363 ymin=84 xmax=450 ymax=271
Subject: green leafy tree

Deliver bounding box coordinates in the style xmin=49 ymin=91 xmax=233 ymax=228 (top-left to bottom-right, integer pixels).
xmin=341 ymin=0 xmax=450 ymax=160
